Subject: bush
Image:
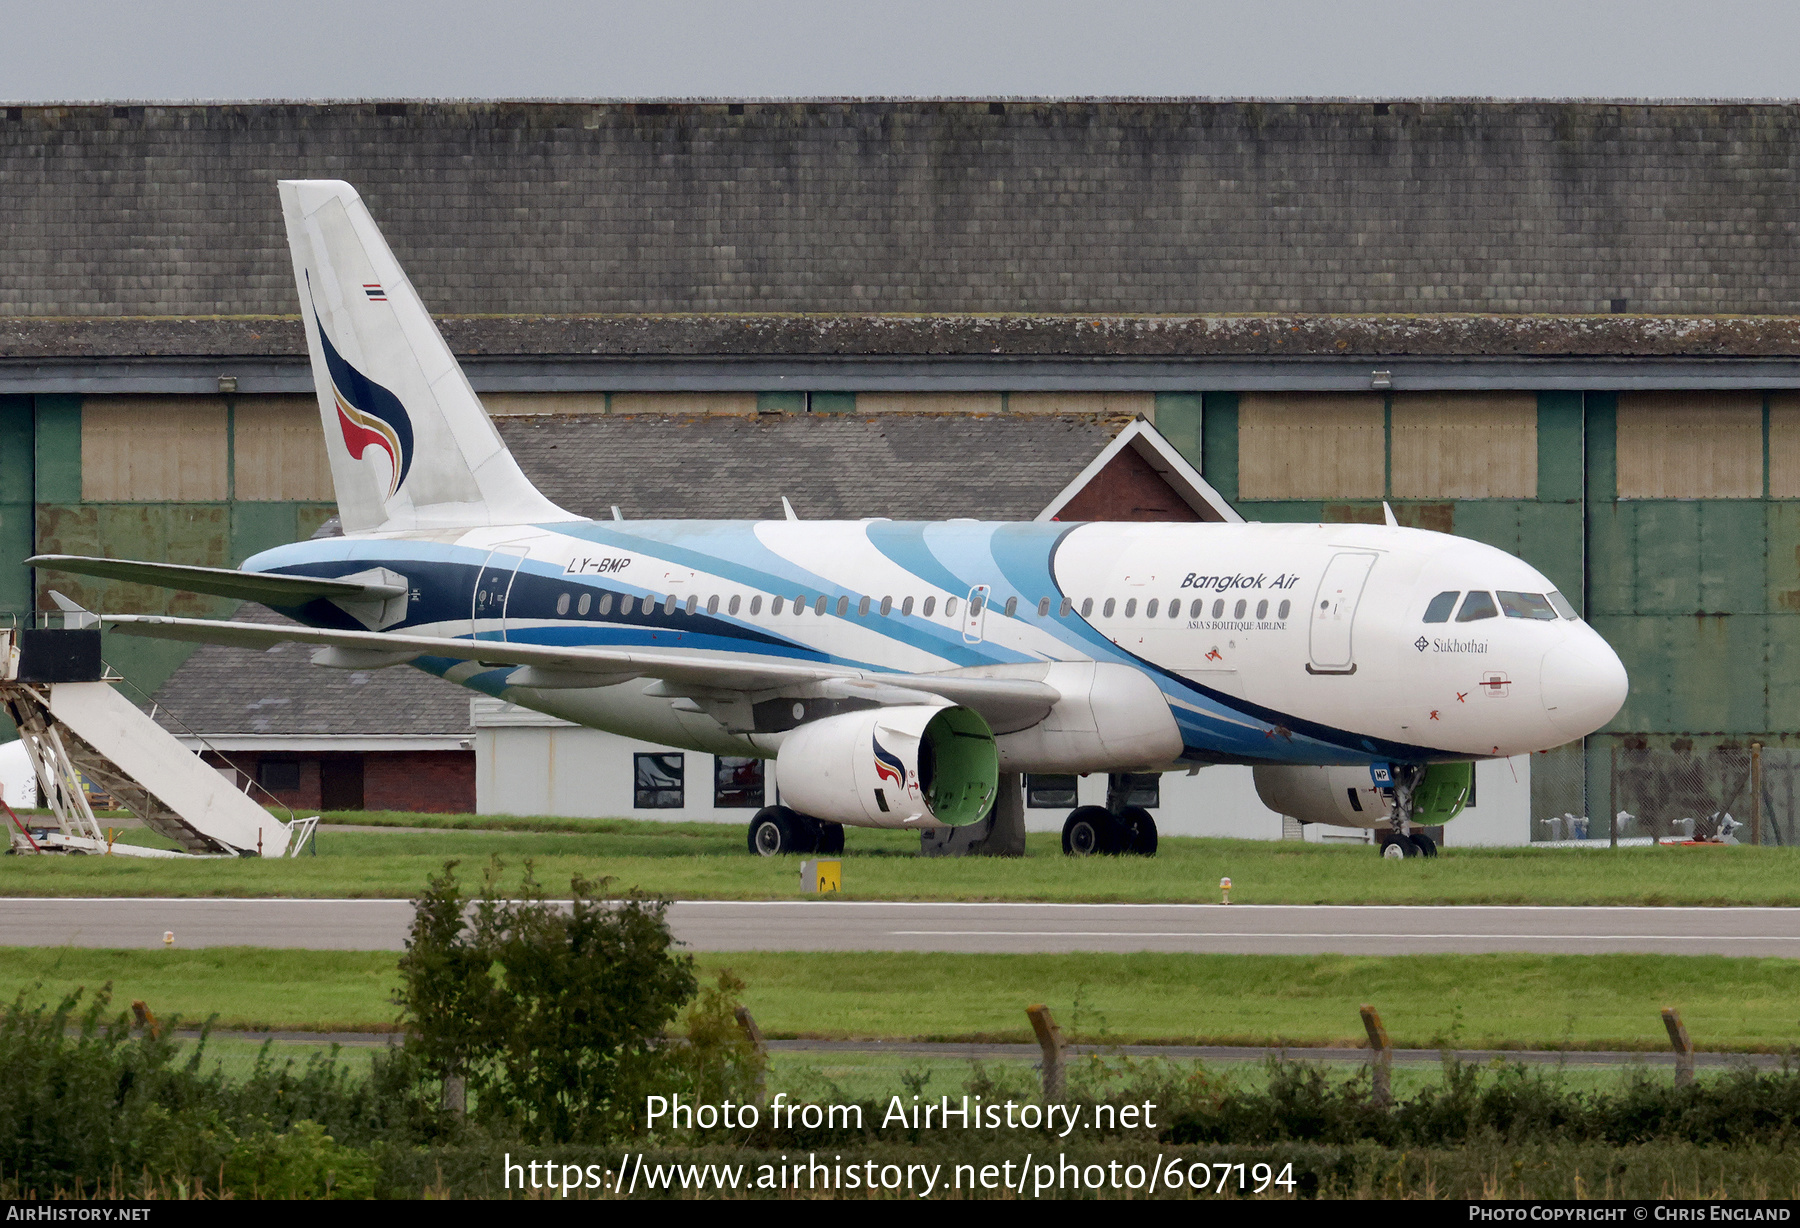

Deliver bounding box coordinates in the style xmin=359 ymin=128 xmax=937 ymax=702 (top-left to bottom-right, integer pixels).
xmin=396 ymin=858 xmax=711 ymax=1143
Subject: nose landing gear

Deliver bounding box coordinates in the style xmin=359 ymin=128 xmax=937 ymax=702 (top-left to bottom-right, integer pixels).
xmin=1377 ymin=764 xmax=1440 ymax=858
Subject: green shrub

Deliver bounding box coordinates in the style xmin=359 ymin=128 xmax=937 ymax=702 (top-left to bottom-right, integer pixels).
xmin=395 ymin=858 xmax=703 ymax=1143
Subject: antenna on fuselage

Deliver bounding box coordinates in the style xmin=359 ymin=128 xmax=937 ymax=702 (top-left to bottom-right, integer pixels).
xmin=782 ymin=497 xmax=799 ymax=521
xmin=1382 ymin=501 xmax=1398 ymax=527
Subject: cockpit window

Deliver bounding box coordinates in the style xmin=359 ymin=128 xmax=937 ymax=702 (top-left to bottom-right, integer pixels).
xmin=1456 ymin=591 xmax=1498 ymax=622
xmin=1547 ymin=590 xmax=1579 ymax=620
xmin=1498 ymin=591 xmax=1559 ymax=620
xmin=1423 ymin=591 xmax=1459 ymax=623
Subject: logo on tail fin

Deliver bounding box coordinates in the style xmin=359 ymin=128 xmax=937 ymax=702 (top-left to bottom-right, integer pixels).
xmin=308 ymin=287 xmax=414 ymax=499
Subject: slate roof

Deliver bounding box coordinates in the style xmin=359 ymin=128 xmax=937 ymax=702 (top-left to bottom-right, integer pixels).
xmin=494 ymin=412 xmax=1132 ymax=521
xmin=8 ymin=99 xmax=1800 ymax=319
xmin=146 ymin=412 xmax=1133 ymax=734
xmin=147 ymin=603 xmax=473 ymax=738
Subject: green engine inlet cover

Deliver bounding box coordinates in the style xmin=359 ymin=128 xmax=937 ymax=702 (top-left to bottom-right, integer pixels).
xmin=921 ymin=707 xmax=999 ymax=827
xmin=1413 ymin=761 xmax=1474 ymax=825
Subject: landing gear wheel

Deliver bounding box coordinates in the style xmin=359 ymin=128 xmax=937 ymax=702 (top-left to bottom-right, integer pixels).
xmin=1379 ymin=834 xmax=1416 ymax=859
xmin=748 ymin=806 xmax=815 ymax=856
xmin=1118 ymin=806 xmax=1158 ymax=856
xmin=815 ymin=821 xmax=845 ymax=855
xmin=1408 ymin=831 xmax=1438 ymax=858
xmin=1062 ymin=806 xmax=1120 ymax=856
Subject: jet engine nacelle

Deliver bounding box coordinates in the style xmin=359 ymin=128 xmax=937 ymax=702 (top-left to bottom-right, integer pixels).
xmin=1253 ymin=764 xmax=1393 ymax=830
xmin=775 ymin=704 xmax=998 ymax=829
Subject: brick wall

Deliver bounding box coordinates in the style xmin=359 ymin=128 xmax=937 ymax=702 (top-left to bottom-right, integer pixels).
xmin=203 ymin=750 xmax=475 ymax=815
xmin=8 ymin=100 xmax=1800 ymax=316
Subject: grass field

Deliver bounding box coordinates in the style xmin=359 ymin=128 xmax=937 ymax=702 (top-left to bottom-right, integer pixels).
xmin=6 ymin=946 xmax=1799 ymax=1051
xmin=6 ymin=815 xmax=1800 ymax=905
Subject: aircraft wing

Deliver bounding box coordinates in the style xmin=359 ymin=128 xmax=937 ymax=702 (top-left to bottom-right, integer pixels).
xmin=29 ymin=555 xmax=406 ymax=604
xmin=100 ymin=614 xmax=1059 ymax=728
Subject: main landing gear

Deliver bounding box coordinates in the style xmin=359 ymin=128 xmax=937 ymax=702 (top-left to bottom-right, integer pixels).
xmin=747 ymin=805 xmax=844 ymax=856
xmin=1060 ymin=805 xmax=1158 ymax=857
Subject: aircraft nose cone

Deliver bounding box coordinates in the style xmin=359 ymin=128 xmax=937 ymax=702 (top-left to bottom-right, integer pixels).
xmin=1540 ymin=640 xmax=1628 ymax=739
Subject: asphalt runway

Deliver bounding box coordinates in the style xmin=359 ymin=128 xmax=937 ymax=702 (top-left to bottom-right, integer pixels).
xmin=7 ymin=899 xmax=1800 ymax=956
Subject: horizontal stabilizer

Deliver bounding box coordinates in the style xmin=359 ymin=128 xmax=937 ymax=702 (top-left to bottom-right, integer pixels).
xmin=29 ymin=556 xmax=406 ymax=606
xmin=100 ymin=614 xmax=1059 ymax=730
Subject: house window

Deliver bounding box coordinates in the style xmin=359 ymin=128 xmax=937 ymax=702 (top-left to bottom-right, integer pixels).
xmin=1025 ymin=774 xmax=1079 ymax=808
xmin=633 ymin=753 xmax=684 ymax=808
xmin=257 ymin=759 xmax=301 ymax=792
xmin=714 ymin=756 xmax=766 ymax=808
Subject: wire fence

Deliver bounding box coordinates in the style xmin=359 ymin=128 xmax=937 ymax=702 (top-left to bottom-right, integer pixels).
xmin=1528 ymin=738 xmax=1795 ymax=843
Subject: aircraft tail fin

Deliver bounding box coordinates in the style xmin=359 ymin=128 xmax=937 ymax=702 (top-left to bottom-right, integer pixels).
xmin=277 ymin=180 xmax=575 ymax=534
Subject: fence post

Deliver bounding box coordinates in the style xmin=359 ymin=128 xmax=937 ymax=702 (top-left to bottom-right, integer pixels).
xmin=735 ymin=1005 xmax=769 ymax=1106
xmin=1026 ymin=1004 xmax=1066 ymax=1103
xmin=130 ymin=999 xmax=159 ymax=1040
xmin=1751 ymin=742 xmax=1763 ymax=847
xmin=1609 ymin=744 xmax=1618 ymax=849
xmin=1360 ymin=1004 xmax=1392 ymax=1106
xmin=1661 ymin=1007 xmax=1695 ymax=1088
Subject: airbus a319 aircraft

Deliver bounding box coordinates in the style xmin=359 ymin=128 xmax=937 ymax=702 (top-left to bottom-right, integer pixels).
xmin=34 ymin=181 xmax=1630 ymax=860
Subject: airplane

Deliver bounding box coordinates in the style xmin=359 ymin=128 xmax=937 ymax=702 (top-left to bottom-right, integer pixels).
xmin=31 ymin=180 xmax=1630 ymax=860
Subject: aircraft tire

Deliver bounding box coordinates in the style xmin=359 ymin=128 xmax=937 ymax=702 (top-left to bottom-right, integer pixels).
xmin=1118 ymin=806 xmax=1158 ymax=856
xmin=1408 ymin=831 xmax=1438 ymax=858
xmin=1062 ymin=806 xmax=1120 ymax=856
xmin=748 ymin=806 xmax=813 ymax=856
xmin=1379 ymin=834 xmax=1415 ymax=859
xmin=815 ymin=821 xmax=846 ymax=855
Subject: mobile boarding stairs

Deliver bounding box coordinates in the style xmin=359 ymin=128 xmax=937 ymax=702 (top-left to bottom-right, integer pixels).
xmin=2 ymin=625 xmax=316 ymax=858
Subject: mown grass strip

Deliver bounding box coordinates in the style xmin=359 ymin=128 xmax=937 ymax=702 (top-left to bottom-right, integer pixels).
xmin=5 ymin=947 xmax=1799 ymax=1052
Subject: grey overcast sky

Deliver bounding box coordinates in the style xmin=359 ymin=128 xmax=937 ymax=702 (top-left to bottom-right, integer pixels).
xmin=5 ymin=0 xmax=1800 ymax=102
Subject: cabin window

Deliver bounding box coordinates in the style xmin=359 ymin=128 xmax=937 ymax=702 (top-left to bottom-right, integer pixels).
xmin=620 ymin=595 xmax=636 ymax=615
xmin=908 ymin=596 xmax=920 ymax=616
xmin=1025 ymin=774 xmax=1079 ymax=808
xmin=1038 ymin=597 xmax=1051 ymax=616
xmin=1123 ymin=598 xmax=1137 ymax=618
xmin=1256 ymin=599 xmax=1268 ymax=619
xmin=1170 ymin=599 xmax=1182 ymax=620
xmin=727 ymin=594 xmax=739 ymax=615
xmin=663 ymin=594 xmax=677 ymax=615
xmin=707 ymin=594 xmax=719 ymax=615
xmin=1278 ymin=599 xmax=1291 ymax=619
xmin=1457 ymin=591 xmax=1499 ymax=622
xmin=1498 ymin=591 xmax=1559 ymax=620
xmin=633 ymin=753 xmax=684 ymax=809
xmin=1212 ymin=599 xmax=1224 ymax=618
xmin=1547 ymin=590 xmax=1578 ymax=620
xmin=858 ymin=596 xmax=871 ymax=616
xmin=836 ymin=596 xmax=849 ymax=617
xmin=1423 ymin=591 xmax=1459 ymax=623
xmin=749 ymin=595 xmax=761 ymax=615
xmin=771 ymin=596 xmax=784 ymax=614
xmin=685 ymin=594 xmax=698 ymax=615
xmin=1080 ymin=598 xmax=1093 ymax=618
xmin=1102 ymin=598 xmax=1116 ymax=618
xmin=816 ymin=595 xmax=829 ymax=615
xmin=577 ymin=592 xmax=592 ymax=616
xmin=1002 ymin=595 xmax=1016 ymax=617
xmin=880 ymin=596 xmax=893 ymax=616
xmin=555 ymin=593 xmax=571 ymax=615
xmin=1145 ymin=598 xmax=1159 ymax=618
xmin=794 ymin=594 xmax=807 ymax=614
xmin=945 ymin=597 xmax=959 ymax=617
xmin=1234 ymin=599 xmax=1247 ymax=619
xmin=713 ymin=756 xmax=766 ymax=808
xmin=598 ymin=593 xmax=613 ymax=616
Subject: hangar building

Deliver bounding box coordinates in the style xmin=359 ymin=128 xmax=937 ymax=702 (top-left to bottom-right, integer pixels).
xmin=4 ymin=98 xmax=1797 ymax=840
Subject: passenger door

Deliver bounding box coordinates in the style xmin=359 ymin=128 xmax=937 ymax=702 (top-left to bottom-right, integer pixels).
xmin=963 ymin=583 xmax=991 ymax=644
xmin=1307 ymin=551 xmax=1378 ymax=674
xmin=471 ymin=545 xmax=529 ymax=642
